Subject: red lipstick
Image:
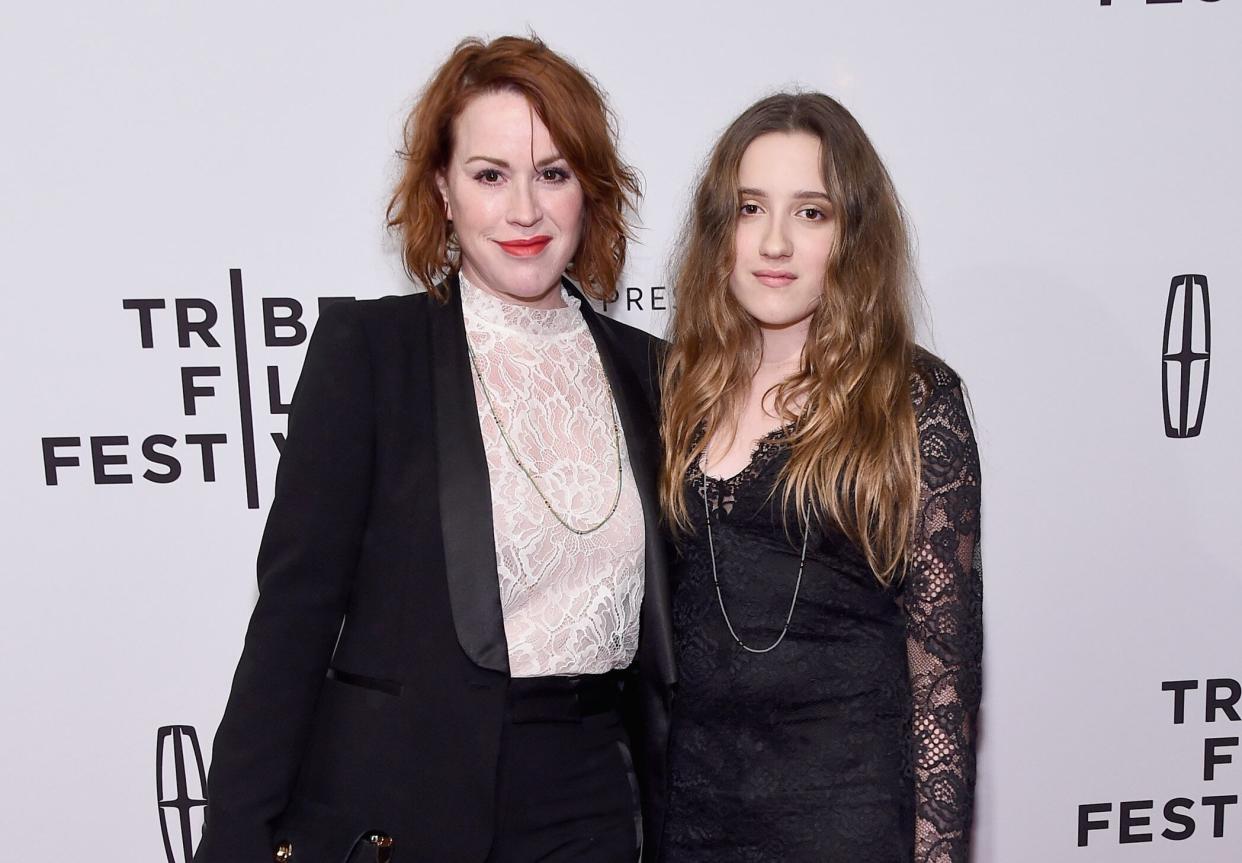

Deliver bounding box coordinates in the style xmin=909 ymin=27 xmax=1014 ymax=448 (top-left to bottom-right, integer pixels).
xmin=497 ymin=236 xmax=552 ymax=257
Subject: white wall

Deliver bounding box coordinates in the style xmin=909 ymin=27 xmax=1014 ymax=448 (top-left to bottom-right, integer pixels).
xmin=2 ymin=2 xmax=1239 ymax=860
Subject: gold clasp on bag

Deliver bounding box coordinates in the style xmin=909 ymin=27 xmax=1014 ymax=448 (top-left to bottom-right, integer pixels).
xmin=272 ymin=832 xmax=392 ymax=862
xmin=365 ymin=832 xmax=394 ymax=863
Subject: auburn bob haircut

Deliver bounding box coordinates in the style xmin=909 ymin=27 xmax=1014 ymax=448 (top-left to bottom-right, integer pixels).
xmin=386 ymin=35 xmax=641 ymax=302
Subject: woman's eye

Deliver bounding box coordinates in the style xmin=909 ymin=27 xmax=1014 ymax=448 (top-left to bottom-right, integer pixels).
xmin=799 ymin=206 xmax=827 ymax=221
xmin=541 ymin=167 xmax=571 ymax=183
xmin=739 ymin=203 xmax=761 ymax=216
xmin=475 ymin=169 xmax=503 ymax=184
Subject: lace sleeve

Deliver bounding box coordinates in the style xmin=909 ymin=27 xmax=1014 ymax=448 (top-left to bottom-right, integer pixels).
xmin=903 ymin=357 xmax=983 ymax=863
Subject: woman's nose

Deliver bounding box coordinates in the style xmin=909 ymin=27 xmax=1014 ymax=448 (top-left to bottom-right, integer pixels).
xmin=507 ymin=178 xmax=542 ymax=227
xmin=759 ymin=216 xmax=792 ymax=260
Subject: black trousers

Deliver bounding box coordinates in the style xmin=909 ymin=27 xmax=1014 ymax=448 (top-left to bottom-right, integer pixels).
xmin=484 ymin=674 xmax=641 ymax=863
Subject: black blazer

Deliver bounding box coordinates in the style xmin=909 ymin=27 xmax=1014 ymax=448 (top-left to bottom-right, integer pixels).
xmin=195 ymin=276 xmax=675 ymax=863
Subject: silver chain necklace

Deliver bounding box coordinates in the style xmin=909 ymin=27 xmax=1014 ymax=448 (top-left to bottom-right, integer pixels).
xmin=467 ymin=338 xmax=623 ymax=536
xmin=700 ymin=444 xmax=809 ymax=654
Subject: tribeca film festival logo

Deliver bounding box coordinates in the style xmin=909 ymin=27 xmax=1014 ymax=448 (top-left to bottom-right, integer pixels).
xmin=1077 ymin=677 xmax=1239 ymax=847
xmin=40 ymin=270 xmax=351 ymax=509
xmin=157 ymin=725 xmax=208 ymax=863
xmin=1162 ymin=274 xmax=1211 ymax=439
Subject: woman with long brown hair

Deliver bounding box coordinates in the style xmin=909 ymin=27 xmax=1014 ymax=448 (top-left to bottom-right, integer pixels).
xmin=658 ymin=93 xmax=982 ymax=862
xmin=195 ymin=36 xmax=673 ymax=863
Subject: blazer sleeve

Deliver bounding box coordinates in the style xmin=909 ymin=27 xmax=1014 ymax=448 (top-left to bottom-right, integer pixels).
xmin=195 ymin=301 xmax=375 ymax=862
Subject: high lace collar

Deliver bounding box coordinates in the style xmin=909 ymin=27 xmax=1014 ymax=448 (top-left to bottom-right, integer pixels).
xmin=459 ymin=272 xmax=583 ymax=337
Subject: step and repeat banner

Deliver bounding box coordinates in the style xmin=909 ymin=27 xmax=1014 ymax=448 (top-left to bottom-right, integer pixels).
xmin=2 ymin=2 xmax=1238 ymax=860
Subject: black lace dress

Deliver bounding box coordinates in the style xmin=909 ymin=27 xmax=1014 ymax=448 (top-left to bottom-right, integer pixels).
xmin=660 ymin=353 xmax=983 ymax=863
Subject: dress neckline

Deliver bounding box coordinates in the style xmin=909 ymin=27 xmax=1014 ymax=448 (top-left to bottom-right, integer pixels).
xmin=459 ymin=272 xmax=583 ymax=338
xmin=700 ymin=424 xmax=792 ymax=481
xmin=690 ymin=422 xmax=794 ymax=516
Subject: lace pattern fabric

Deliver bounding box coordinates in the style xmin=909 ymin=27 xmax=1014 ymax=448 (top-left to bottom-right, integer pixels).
xmin=902 ymin=356 xmax=983 ymax=863
xmin=662 ymin=350 xmax=981 ymax=863
xmin=460 ymin=275 xmax=645 ymax=678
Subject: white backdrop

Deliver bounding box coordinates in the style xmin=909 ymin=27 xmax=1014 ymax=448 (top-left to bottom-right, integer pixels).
xmin=2 ymin=2 xmax=1239 ymax=860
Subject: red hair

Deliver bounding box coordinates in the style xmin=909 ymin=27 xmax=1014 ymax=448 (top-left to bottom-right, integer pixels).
xmin=386 ymin=35 xmax=641 ymax=302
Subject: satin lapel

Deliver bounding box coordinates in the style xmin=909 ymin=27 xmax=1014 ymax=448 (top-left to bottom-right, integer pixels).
xmin=573 ymin=284 xmax=677 ymax=687
xmin=429 ymin=275 xmax=509 ymax=673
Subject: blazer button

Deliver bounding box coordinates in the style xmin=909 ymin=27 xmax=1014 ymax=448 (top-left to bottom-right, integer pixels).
xmin=273 ymin=840 xmax=294 ymax=862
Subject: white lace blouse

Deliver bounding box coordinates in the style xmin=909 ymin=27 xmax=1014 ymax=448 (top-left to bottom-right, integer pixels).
xmin=460 ymin=274 xmax=645 ymax=678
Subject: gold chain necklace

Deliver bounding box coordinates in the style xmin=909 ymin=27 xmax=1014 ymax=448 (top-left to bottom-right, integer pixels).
xmin=466 ymin=337 xmax=623 ymax=536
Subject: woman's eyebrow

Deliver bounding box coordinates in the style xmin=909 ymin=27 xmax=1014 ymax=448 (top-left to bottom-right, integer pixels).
xmin=463 ymin=153 xmax=567 ymax=169
xmin=737 ymin=187 xmax=831 ymax=202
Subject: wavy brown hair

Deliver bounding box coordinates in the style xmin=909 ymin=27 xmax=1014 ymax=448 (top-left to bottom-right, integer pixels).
xmin=661 ymin=92 xmax=921 ymax=584
xmin=385 ymin=35 xmax=640 ymax=302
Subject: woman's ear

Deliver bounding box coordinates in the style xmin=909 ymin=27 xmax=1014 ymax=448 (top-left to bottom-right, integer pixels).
xmin=436 ymin=172 xmax=452 ymax=221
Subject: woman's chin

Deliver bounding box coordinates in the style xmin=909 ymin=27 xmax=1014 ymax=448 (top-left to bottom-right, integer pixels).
xmin=463 ymin=259 xmax=567 ymax=306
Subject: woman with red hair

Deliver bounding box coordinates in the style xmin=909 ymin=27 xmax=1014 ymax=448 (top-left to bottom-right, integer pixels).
xmin=196 ymin=36 xmax=672 ymax=863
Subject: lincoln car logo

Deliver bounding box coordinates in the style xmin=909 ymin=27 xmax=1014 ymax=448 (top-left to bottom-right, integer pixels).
xmin=157 ymin=725 xmax=208 ymax=863
xmin=1162 ymin=274 xmax=1211 ymax=438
